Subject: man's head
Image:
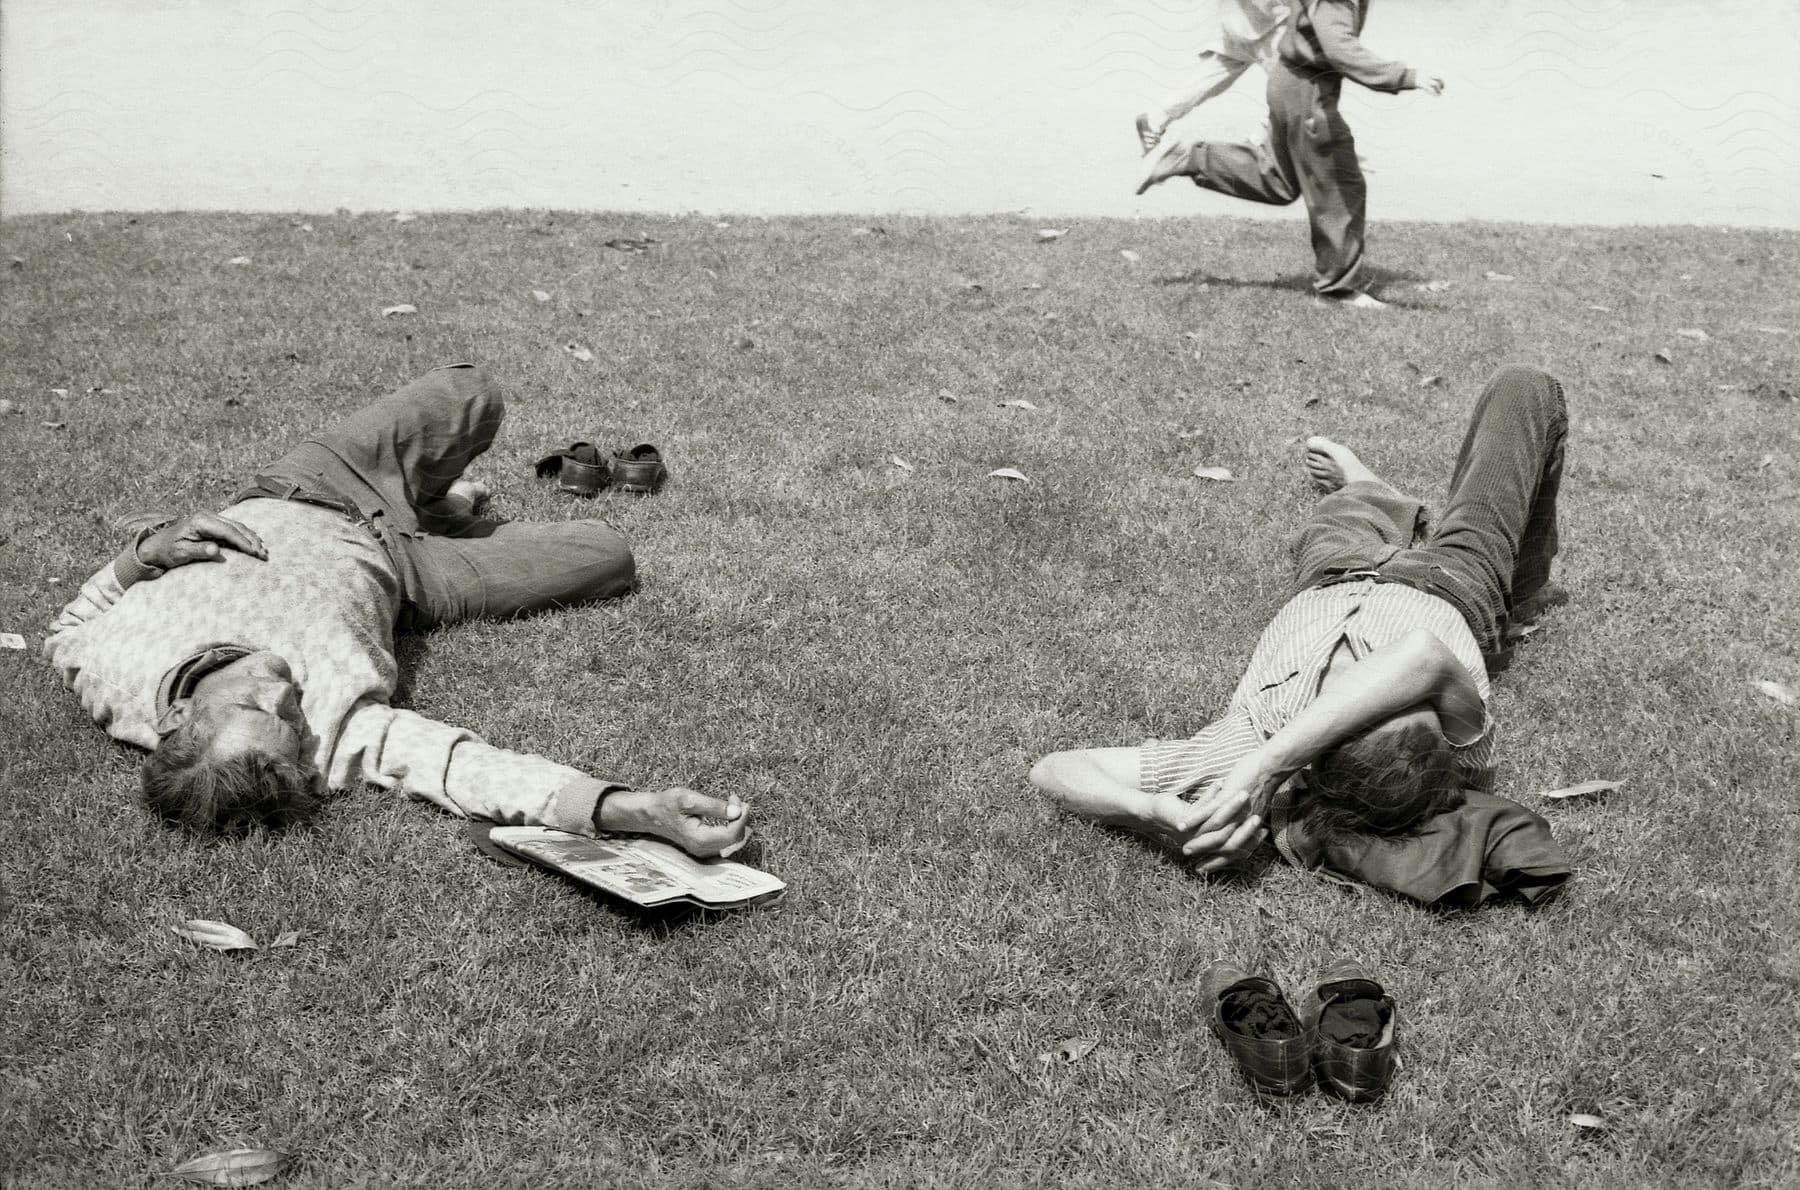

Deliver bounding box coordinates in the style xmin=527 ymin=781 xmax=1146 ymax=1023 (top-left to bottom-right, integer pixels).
xmin=142 ymin=650 xmax=325 ymax=833
xmin=1299 ymin=707 xmax=1462 ymax=845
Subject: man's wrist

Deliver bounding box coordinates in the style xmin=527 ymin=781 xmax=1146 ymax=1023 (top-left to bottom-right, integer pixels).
xmin=591 ymin=785 xmax=643 ymax=834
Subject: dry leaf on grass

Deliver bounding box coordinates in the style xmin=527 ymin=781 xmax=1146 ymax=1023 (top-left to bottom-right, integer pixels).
xmin=530 ymin=289 xmax=551 ymax=303
xmin=1587 ymin=304 xmax=1613 ymax=313
xmin=1419 ymin=375 xmax=1444 ymax=388
xmin=168 ymin=1147 xmax=289 ymax=1186
xmin=173 ymin=920 xmax=259 ymax=951
xmin=936 ymin=389 xmax=961 ymax=404
xmin=988 ymin=468 xmax=1029 ymax=482
xmin=1566 ymin=1113 xmax=1607 ymax=1131
xmin=714 ymin=221 xmax=732 ymax=229
xmin=1192 ymin=466 xmax=1236 ymax=482
xmin=1537 ymin=780 xmax=1620 ymax=802
xmin=50 ymin=387 xmax=69 ymax=397
xmin=0 ymin=400 xmax=13 ymax=416
xmin=1414 ymin=279 xmax=1453 ymax=293
xmin=1037 ymin=1037 xmax=1099 ymax=1065
xmin=564 ymin=343 xmax=595 ymax=363
xmin=41 ymin=421 xmax=66 ymax=430
xmin=1119 ymin=249 xmax=1141 ymax=263
xmin=997 ymin=399 xmax=1038 ymax=410
xmin=1753 ymin=326 xmax=1790 ymax=336
xmin=380 ymin=304 xmax=417 ymax=317
xmin=1484 ymin=271 xmax=1516 ymax=282
xmin=1652 ymin=350 xmax=1673 ymax=365
xmin=269 ymin=931 xmax=301 ymax=949
xmin=226 ymin=256 xmax=251 ymax=266
xmin=1755 ymin=679 xmax=1797 ymax=707
xmin=1675 ymin=328 xmax=1709 ymax=341
xmin=0 ymin=633 xmax=26 ymax=650
xmin=888 ymin=455 xmax=914 ymax=472
xmin=391 ymin=212 xmax=417 ymax=223
xmin=1758 ymin=454 xmax=1775 ymax=470
xmin=1036 ymin=228 xmax=1067 ymax=241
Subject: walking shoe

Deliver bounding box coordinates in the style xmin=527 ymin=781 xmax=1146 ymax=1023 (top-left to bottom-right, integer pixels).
xmin=1201 ymin=961 xmax=1314 ymax=1096
xmin=1316 ymin=291 xmax=1390 ymax=311
xmin=1302 ymin=957 xmax=1398 ymax=1103
xmin=610 ymin=443 xmax=666 ymax=494
xmin=1135 ymin=135 xmax=1194 ymax=196
xmin=1135 ymin=113 xmax=1161 ymax=154
xmin=535 ymin=442 xmax=610 ymax=497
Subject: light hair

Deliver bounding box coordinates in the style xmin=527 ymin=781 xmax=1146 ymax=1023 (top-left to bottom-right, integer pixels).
xmin=141 ymin=720 xmax=324 ymax=834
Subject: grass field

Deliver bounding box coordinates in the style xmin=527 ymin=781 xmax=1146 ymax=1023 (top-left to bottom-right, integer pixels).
xmin=1 ymin=211 xmax=1797 ymax=1189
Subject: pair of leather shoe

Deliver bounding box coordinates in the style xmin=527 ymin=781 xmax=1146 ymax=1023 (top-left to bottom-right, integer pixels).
xmin=1200 ymin=958 xmax=1397 ymax=1101
xmin=534 ymin=442 xmax=667 ymax=497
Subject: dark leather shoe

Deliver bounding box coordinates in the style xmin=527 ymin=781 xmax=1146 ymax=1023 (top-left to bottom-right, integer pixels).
xmin=535 ymin=442 xmax=610 ymax=497
xmin=1303 ymin=957 xmax=1398 ymax=1103
xmin=1201 ymin=961 xmax=1314 ymax=1096
xmin=611 ymin=443 xmax=666 ymax=494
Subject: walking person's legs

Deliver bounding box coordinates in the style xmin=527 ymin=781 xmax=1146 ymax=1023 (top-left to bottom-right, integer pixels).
xmin=1287 ymin=76 xmax=1369 ymax=297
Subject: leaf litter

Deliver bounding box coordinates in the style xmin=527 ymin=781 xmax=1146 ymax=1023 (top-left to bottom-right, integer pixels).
xmin=167 ymin=1147 xmax=289 ymax=1186
xmin=1192 ymin=465 xmax=1236 ymax=482
xmin=172 ymin=920 xmax=259 ymax=951
xmin=1537 ymin=780 xmax=1620 ymax=802
xmin=1037 ymin=1037 xmax=1099 ymax=1065
xmin=988 ymin=468 xmax=1029 ymax=482
xmin=1755 ymin=679 xmax=1797 ymax=708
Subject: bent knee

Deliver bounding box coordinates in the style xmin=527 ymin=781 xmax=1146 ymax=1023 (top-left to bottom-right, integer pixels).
xmin=571 ymin=526 xmax=636 ymax=599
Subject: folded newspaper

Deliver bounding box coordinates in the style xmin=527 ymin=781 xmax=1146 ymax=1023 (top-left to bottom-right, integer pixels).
xmin=488 ymin=826 xmax=785 ymax=911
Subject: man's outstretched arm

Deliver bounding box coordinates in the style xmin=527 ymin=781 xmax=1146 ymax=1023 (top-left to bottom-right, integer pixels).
xmin=334 ymin=702 xmax=752 ymax=857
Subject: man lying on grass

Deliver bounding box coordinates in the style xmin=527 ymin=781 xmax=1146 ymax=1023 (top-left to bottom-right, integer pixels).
xmin=1031 ymin=365 xmax=1570 ymax=905
xmin=46 ymin=363 xmax=750 ymax=858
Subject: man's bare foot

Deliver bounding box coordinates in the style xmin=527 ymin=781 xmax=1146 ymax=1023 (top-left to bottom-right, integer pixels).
xmin=444 ymin=478 xmax=491 ymax=517
xmin=1302 ymin=435 xmax=1381 ymax=491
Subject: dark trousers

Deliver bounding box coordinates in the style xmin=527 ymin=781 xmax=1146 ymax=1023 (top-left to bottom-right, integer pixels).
xmin=235 ymin=364 xmax=635 ymax=630
xmin=1176 ymin=61 xmax=1367 ymax=295
xmin=1289 ymin=365 xmax=1568 ymax=656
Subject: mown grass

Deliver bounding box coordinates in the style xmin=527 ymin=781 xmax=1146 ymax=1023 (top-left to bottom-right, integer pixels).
xmin=1 ymin=211 xmax=1797 ymax=1189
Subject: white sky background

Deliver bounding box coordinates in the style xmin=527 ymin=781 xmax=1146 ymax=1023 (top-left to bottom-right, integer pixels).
xmin=2 ymin=0 xmax=1795 ymax=226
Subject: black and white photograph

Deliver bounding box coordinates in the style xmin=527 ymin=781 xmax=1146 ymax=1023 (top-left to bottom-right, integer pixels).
xmin=2 ymin=1 xmax=1796 ymax=1185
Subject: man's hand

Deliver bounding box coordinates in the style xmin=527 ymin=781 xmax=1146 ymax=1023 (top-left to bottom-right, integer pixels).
xmin=1416 ymin=74 xmax=1445 ymax=96
xmin=137 ymin=514 xmax=268 ymax=571
xmin=603 ymin=787 xmax=752 ymax=858
xmin=1173 ymin=747 xmax=1282 ymax=873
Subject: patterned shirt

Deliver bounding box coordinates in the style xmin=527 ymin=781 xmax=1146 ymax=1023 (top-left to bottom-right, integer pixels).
xmin=1143 ymin=577 xmax=1495 ymax=800
xmin=45 ymin=498 xmax=622 ymax=835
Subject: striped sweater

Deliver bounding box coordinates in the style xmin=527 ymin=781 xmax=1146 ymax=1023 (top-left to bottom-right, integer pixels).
xmin=45 ymin=498 xmax=618 ymax=835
